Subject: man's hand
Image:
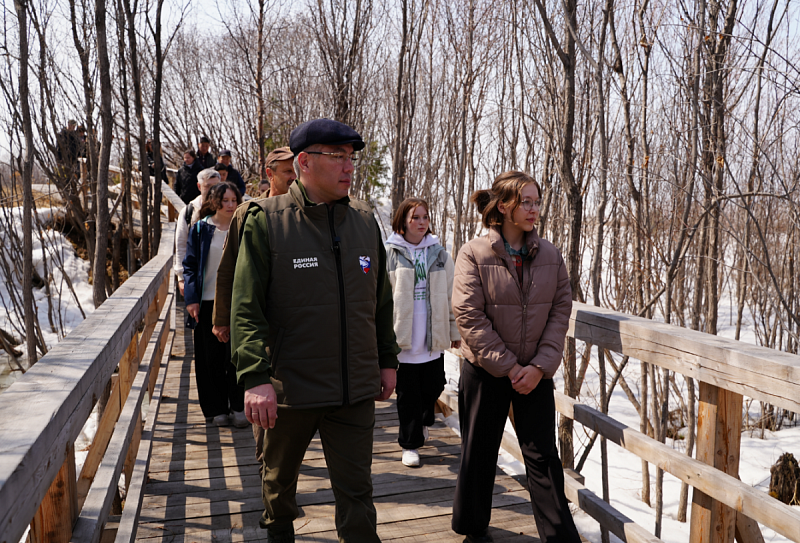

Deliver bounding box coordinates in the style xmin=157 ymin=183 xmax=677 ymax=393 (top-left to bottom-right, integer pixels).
xmin=212 ymin=325 xmax=230 ymax=343
xmin=178 ymin=280 xmax=185 ymax=296
xmin=246 ymin=383 xmax=278 ymax=429
xmin=375 ymin=368 xmax=397 ymax=401
xmin=511 ymin=365 xmax=544 ymax=395
xmin=186 ymin=302 xmax=200 ymax=321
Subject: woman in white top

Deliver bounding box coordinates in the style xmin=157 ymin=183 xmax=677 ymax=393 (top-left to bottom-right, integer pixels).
xmin=385 ymin=198 xmax=461 ymax=467
xmin=183 ymin=182 xmax=247 ymax=427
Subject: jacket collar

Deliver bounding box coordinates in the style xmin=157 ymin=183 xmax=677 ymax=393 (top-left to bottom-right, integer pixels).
xmin=488 ymin=225 xmax=540 ymax=260
xmin=289 ymin=179 xmax=351 ymax=209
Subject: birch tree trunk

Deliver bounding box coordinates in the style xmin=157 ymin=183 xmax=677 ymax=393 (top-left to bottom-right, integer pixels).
xmin=15 ymin=0 xmax=38 ymax=365
xmin=93 ymin=0 xmax=113 ymax=306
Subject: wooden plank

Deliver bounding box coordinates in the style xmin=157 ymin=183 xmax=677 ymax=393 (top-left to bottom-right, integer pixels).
xmin=78 ymin=337 xmax=140 ymax=507
xmin=563 ymin=467 xmax=662 ymax=543
xmin=70 ymin=294 xmax=173 ymax=543
xmin=569 ymin=303 xmax=800 ymax=413
xmin=0 ymin=230 xmax=176 ymax=543
xmin=114 ymin=334 xmax=172 ymax=543
xmin=690 ymin=381 xmax=719 ymax=542
xmin=735 ymin=510 xmax=766 ymax=543
xmin=690 ymin=384 xmax=746 ymax=543
xmin=123 ymin=413 xmax=143 ymax=490
xmin=711 ymin=389 xmax=743 ymax=542
xmin=135 ymin=483 xmax=530 ymax=541
xmin=554 ymin=391 xmax=800 ymax=542
xmin=28 ymin=444 xmax=79 ymax=543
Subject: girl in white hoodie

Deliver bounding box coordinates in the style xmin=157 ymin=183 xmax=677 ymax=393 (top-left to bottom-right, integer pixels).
xmin=386 ymin=198 xmax=461 ymax=467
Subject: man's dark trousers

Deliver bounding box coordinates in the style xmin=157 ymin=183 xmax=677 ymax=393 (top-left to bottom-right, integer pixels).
xmin=260 ymin=398 xmax=379 ymax=542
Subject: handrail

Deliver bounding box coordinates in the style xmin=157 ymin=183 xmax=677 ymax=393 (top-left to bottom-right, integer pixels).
xmin=569 ymin=302 xmax=800 ymax=413
xmin=0 ymin=183 xmax=184 ymax=543
xmin=563 ymin=302 xmax=800 ymax=542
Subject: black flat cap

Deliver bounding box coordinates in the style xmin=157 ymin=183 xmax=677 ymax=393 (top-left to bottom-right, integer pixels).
xmin=290 ymin=119 xmax=365 ymax=155
xmin=218 ymin=149 xmax=232 ymax=157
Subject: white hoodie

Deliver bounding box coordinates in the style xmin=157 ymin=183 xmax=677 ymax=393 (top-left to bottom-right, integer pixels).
xmin=386 ymin=232 xmax=443 ymax=364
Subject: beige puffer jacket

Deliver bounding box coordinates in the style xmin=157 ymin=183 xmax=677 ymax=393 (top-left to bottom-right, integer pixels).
xmin=452 ymin=226 xmax=572 ymax=379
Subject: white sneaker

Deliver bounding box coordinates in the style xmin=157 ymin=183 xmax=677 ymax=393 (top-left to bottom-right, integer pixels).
xmin=232 ymin=410 xmax=249 ymax=428
xmin=402 ymin=449 xmax=420 ymax=467
xmin=213 ymin=414 xmax=230 ymax=426
xmin=423 ymin=426 xmax=429 ymax=442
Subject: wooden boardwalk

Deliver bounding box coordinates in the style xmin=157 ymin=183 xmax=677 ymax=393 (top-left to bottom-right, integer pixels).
xmin=135 ymin=321 xmax=542 ymax=542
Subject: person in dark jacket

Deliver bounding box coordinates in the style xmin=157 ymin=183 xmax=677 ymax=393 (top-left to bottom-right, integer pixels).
xmin=451 ymin=171 xmax=580 ymax=543
xmin=217 ymin=149 xmax=247 ymax=196
xmin=176 ymin=150 xmax=202 ymax=204
xmin=197 ymin=136 xmax=216 ymax=169
xmin=231 ymin=119 xmax=400 ymax=543
xmin=55 ymin=120 xmax=79 ymax=175
xmin=184 ymin=181 xmax=246 ymax=427
xmin=146 ymin=139 xmax=167 ymax=187
xmin=214 ymin=162 xmax=230 ymax=184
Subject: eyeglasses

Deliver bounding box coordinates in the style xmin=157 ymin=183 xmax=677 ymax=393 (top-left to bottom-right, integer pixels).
xmin=305 ymin=151 xmax=359 ymax=165
xmin=520 ymin=199 xmax=541 ymax=211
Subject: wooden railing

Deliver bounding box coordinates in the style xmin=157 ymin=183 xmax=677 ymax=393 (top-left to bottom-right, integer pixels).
xmin=0 ymin=183 xmax=185 ymax=543
xmin=439 ymin=302 xmax=800 ymax=543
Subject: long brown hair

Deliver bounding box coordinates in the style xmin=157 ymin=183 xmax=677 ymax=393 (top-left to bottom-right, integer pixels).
xmin=198 ymin=182 xmax=242 ymax=220
xmin=471 ymin=171 xmax=541 ymax=228
xmin=392 ymin=197 xmax=435 ymax=237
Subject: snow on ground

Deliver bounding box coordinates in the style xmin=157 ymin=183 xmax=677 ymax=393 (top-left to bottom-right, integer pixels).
xmin=0 ymin=205 xmax=98 ymax=471
xmin=0 ymin=206 xmax=95 ymax=355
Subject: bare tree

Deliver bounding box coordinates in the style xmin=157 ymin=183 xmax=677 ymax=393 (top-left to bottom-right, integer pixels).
xmin=92 ymin=0 xmax=113 ymax=306
xmin=14 ymin=0 xmax=38 ymax=365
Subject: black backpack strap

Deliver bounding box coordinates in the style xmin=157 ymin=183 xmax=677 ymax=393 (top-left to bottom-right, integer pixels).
xmin=184 ymin=202 xmax=193 ymax=225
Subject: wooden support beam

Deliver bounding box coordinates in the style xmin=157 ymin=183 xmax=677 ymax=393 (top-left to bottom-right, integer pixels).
xmin=28 ymin=444 xmax=79 ymax=543
xmin=77 ymin=336 xmax=139 ymax=508
xmin=562 ymin=467 xmax=663 ymax=543
xmin=690 ymin=384 xmax=744 ymax=543
xmin=736 ymin=510 xmax=766 ymax=543
xmin=122 ymin=413 xmax=142 ymax=490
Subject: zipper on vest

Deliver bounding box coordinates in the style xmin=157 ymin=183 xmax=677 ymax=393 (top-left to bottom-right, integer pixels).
xmin=328 ymin=206 xmax=349 ymax=405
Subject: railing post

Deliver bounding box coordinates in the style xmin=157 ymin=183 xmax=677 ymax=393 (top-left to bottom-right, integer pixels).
xmin=689 ymin=383 xmax=743 ymax=543
xmin=28 ymin=444 xmax=79 ymax=543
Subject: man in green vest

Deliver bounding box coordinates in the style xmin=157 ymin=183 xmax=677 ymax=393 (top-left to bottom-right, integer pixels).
xmin=231 ymin=119 xmax=400 ymax=543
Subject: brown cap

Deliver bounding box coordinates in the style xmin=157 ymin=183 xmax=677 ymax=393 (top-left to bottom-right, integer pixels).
xmin=266 ymin=147 xmax=294 ymax=165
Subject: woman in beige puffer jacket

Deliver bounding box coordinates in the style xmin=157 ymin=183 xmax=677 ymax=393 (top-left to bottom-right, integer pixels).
xmin=450 ymin=171 xmax=580 ymax=543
